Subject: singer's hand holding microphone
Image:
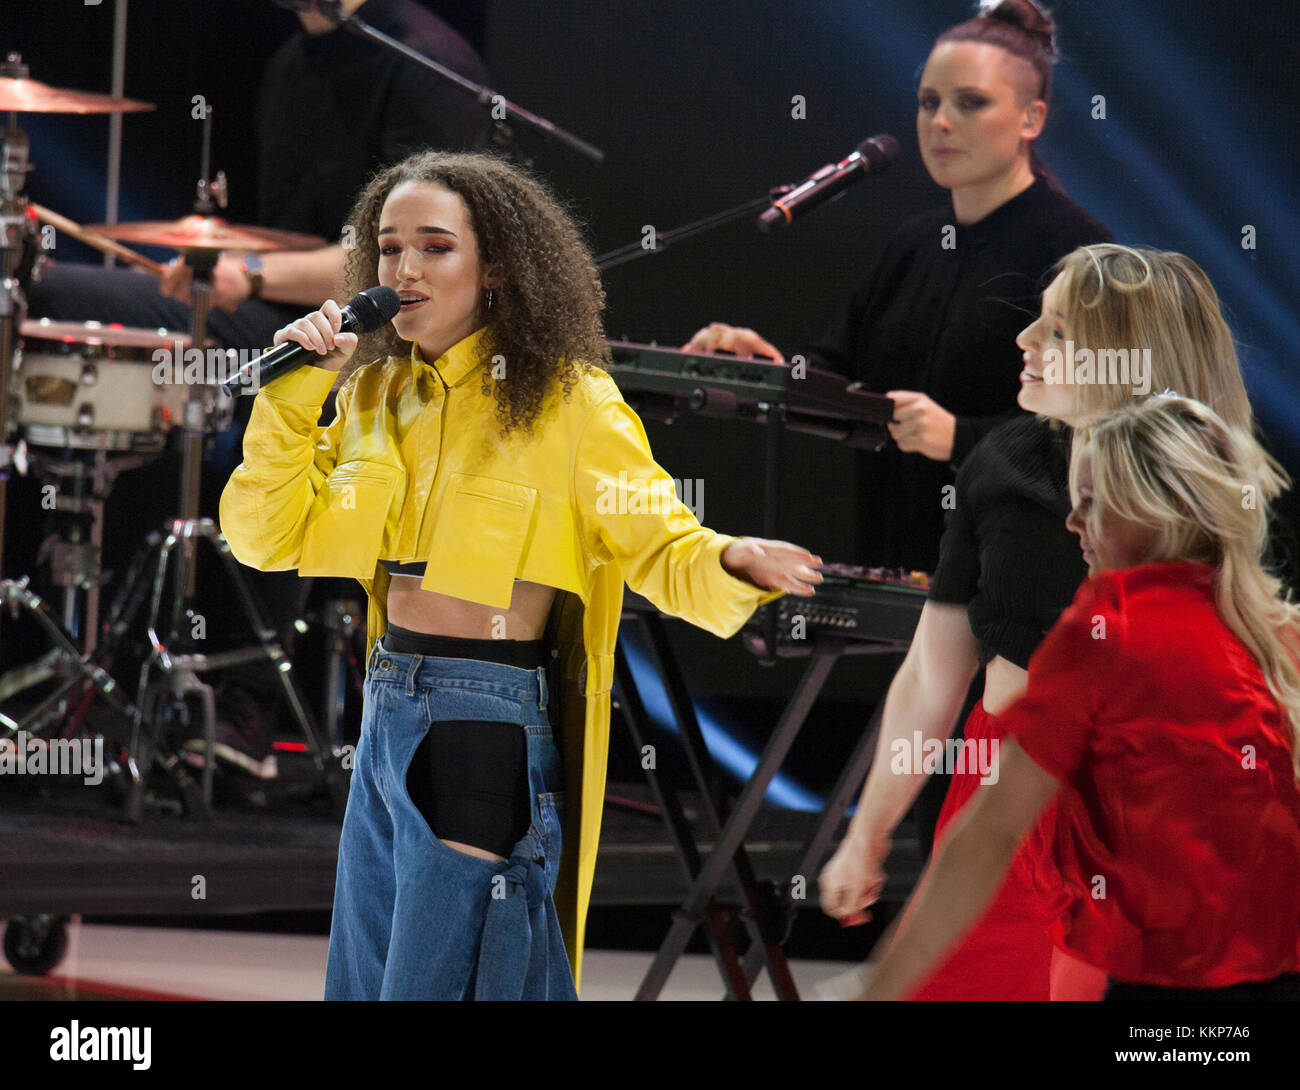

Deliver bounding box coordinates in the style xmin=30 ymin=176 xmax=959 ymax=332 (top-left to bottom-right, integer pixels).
xmin=276 ymin=298 xmax=360 ymax=373
xmin=220 ymin=286 xmax=399 ymax=396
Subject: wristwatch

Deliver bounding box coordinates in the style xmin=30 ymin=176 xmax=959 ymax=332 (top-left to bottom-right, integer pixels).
xmin=241 ymin=253 xmax=265 ymax=300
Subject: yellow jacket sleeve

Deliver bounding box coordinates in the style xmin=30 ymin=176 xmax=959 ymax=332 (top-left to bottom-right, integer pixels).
xmin=218 ymin=365 xmax=349 ymax=571
xmin=573 ymin=394 xmax=784 ymax=635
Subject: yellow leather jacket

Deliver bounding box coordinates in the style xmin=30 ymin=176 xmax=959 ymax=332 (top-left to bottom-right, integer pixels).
xmin=218 ymin=327 xmax=782 ymax=989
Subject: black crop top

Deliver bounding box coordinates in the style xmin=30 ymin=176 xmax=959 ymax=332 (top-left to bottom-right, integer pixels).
xmin=927 ymin=415 xmax=1089 ymax=668
xmin=381 ymin=558 xmax=427 ymax=578
xmin=381 ymin=560 xmax=529 ymax=584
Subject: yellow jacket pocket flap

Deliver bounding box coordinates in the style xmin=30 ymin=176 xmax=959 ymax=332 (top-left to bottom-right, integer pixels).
xmin=423 ymin=474 xmax=539 ymax=609
xmin=300 ymin=464 xmax=401 ymax=578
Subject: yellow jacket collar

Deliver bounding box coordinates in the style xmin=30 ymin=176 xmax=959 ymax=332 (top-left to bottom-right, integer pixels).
xmin=410 ymin=326 xmax=490 ymax=388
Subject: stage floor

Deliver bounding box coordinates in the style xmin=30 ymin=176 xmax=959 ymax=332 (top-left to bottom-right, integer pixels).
xmin=0 ymin=920 xmax=857 ymax=1001
xmin=0 ymin=775 xmax=922 ymax=917
xmin=0 ymin=770 xmax=921 ymax=993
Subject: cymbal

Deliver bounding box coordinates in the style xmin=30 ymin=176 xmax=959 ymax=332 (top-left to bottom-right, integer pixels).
xmin=0 ymin=75 xmax=155 ymax=114
xmin=87 ymin=216 xmax=326 ymax=253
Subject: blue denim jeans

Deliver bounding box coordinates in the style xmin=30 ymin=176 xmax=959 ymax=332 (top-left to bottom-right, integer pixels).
xmin=324 ymin=639 xmax=577 ymax=1000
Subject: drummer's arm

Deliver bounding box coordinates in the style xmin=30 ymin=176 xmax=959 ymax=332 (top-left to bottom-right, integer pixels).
xmin=162 ymin=245 xmax=346 ymax=310
xmin=246 ymin=245 xmax=346 ymax=307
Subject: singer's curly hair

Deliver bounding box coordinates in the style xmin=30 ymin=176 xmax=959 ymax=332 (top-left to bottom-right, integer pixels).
xmin=340 ymin=151 xmax=609 ymax=436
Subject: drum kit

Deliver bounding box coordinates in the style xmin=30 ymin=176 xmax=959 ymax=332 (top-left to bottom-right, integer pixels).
xmin=0 ymin=54 xmax=348 ymax=820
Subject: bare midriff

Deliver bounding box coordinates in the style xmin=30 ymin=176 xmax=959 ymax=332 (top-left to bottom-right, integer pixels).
xmin=383 ymin=575 xmax=558 ymax=861
xmin=982 ymin=654 xmax=1030 ymax=718
xmin=385 ymin=575 xmax=557 ymax=641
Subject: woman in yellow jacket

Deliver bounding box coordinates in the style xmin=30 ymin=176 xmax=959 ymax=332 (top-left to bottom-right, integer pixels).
xmin=219 ymin=151 xmax=823 ymax=1000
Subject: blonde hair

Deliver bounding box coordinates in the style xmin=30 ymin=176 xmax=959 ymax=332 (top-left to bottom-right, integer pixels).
xmin=1050 ymin=243 xmax=1280 ymax=500
xmin=1072 ymin=396 xmax=1300 ymax=776
xmin=1052 ymin=245 xmax=1251 ymax=427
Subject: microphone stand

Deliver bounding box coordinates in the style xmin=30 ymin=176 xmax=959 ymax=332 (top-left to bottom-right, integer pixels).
xmin=593 ymin=193 xmax=786 ymax=272
xmin=325 ymin=4 xmax=605 ymax=164
xmin=593 ymin=185 xmax=803 ymax=726
xmin=593 ymin=182 xmax=799 ymax=550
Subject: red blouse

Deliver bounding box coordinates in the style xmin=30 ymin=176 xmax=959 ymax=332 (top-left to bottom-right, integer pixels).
xmin=1001 ymin=561 xmax=1300 ymax=988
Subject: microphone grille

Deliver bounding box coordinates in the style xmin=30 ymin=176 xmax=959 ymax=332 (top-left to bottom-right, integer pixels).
xmin=348 ymin=286 xmax=401 ymax=332
xmin=859 ymin=134 xmax=901 ymax=168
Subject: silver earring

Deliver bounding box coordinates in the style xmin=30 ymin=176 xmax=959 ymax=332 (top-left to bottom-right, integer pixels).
xmin=486 ymin=288 xmax=494 ymax=311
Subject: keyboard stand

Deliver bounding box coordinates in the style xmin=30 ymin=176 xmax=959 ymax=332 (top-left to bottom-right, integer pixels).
xmin=614 ymin=605 xmax=799 ymax=999
xmin=629 ymin=628 xmax=903 ymax=1001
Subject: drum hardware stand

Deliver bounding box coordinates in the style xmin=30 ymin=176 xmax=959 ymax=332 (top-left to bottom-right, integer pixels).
xmin=319 ymin=599 xmax=365 ymax=752
xmin=0 ymin=113 xmax=126 ymax=741
xmin=0 ymin=571 xmax=190 ymax=824
xmin=112 ymin=514 xmax=349 ymax=817
xmin=31 ymin=447 xmax=155 ymax=652
xmin=0 ymin=575 xmax=133 ymax=734
xmin=111 ymin=135 xmax=347 ymax=818
xmin=0 ymin=99 xmax=34 ymax=581
xmin=0 ymin=447 xmax=145 ymax=714
xmin=0 ymin=418 xmax=207 ymax=823
xmin=0 ymin=89 xmax=209 ymax=819
xmin=0 ymin=49 xmax=155 ymax=570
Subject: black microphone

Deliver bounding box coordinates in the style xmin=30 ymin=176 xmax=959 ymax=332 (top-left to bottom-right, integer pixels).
xmin=221 ymin=286 xmax=400 ymax=397
xmin=757 ymin=134 xmax=900 ymax=232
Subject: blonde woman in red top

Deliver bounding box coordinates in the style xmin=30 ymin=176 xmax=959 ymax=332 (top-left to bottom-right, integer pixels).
xmin=857 ymin=395 xmax=1300 ymax=1000
xmin=819 ymin=245 xmax=1274 ymax=1001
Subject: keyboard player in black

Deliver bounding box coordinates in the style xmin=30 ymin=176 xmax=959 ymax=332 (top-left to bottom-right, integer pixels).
xmin=683 ymin=0 xmax=1110 ymax=575
xmin=682 ymin=1 xmax=1111 ymax=856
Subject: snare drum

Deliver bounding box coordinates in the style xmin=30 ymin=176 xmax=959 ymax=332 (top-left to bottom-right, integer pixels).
xmin=12 ymin=319 xmax=198 ymax=450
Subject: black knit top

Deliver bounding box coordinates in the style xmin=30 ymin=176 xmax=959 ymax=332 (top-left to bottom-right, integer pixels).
xmin=810 ymin=176 xmax=1112 ymax=571
xmin=928 ymin=414 xmax=1089 ymax=668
